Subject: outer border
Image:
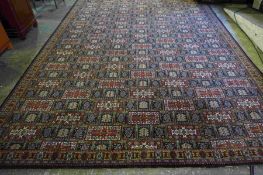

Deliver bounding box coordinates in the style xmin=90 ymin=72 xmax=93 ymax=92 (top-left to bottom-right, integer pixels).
xmin=0 ymin=160 xmax=263 ymax=169
xmin=0 ymin=0 xmax=263 ymax=168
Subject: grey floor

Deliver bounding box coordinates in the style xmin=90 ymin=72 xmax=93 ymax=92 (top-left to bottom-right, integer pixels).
xmin=0 ymin=0 xmax=262 ymax=174
xmin=0 ymin=166 xmax=257 ymax=175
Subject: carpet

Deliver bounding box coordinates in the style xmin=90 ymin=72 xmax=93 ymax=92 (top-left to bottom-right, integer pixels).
xmin=0 ymin=0 xmax=263 ymax=168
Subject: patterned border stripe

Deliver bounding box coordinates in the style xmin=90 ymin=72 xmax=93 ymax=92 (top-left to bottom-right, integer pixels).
xmin=0 ymin=0 xmax=263 ymax=167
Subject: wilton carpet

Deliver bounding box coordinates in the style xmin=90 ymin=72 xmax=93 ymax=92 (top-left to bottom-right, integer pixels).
xmin=0 ymin=0 xmax=263 ymax=168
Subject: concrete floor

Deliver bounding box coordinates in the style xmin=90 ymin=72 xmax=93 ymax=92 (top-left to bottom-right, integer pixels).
xmin=0 ymin=0 xmax=262 ymax=174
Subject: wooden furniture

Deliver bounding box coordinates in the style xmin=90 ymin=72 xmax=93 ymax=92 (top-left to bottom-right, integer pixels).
xmin=0 ymin=0 xmax=37 ymax=39
xmin=31 ymin=0 xmax=65 ymax=9
xmin=0 ymin=22 xmax=13 ymax=54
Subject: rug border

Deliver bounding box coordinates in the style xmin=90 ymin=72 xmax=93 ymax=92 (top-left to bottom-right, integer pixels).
xmin=0 ymin=159 xmax=263 ymax=169
xmin=0 ymin=0 xmax=263 ymax=169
